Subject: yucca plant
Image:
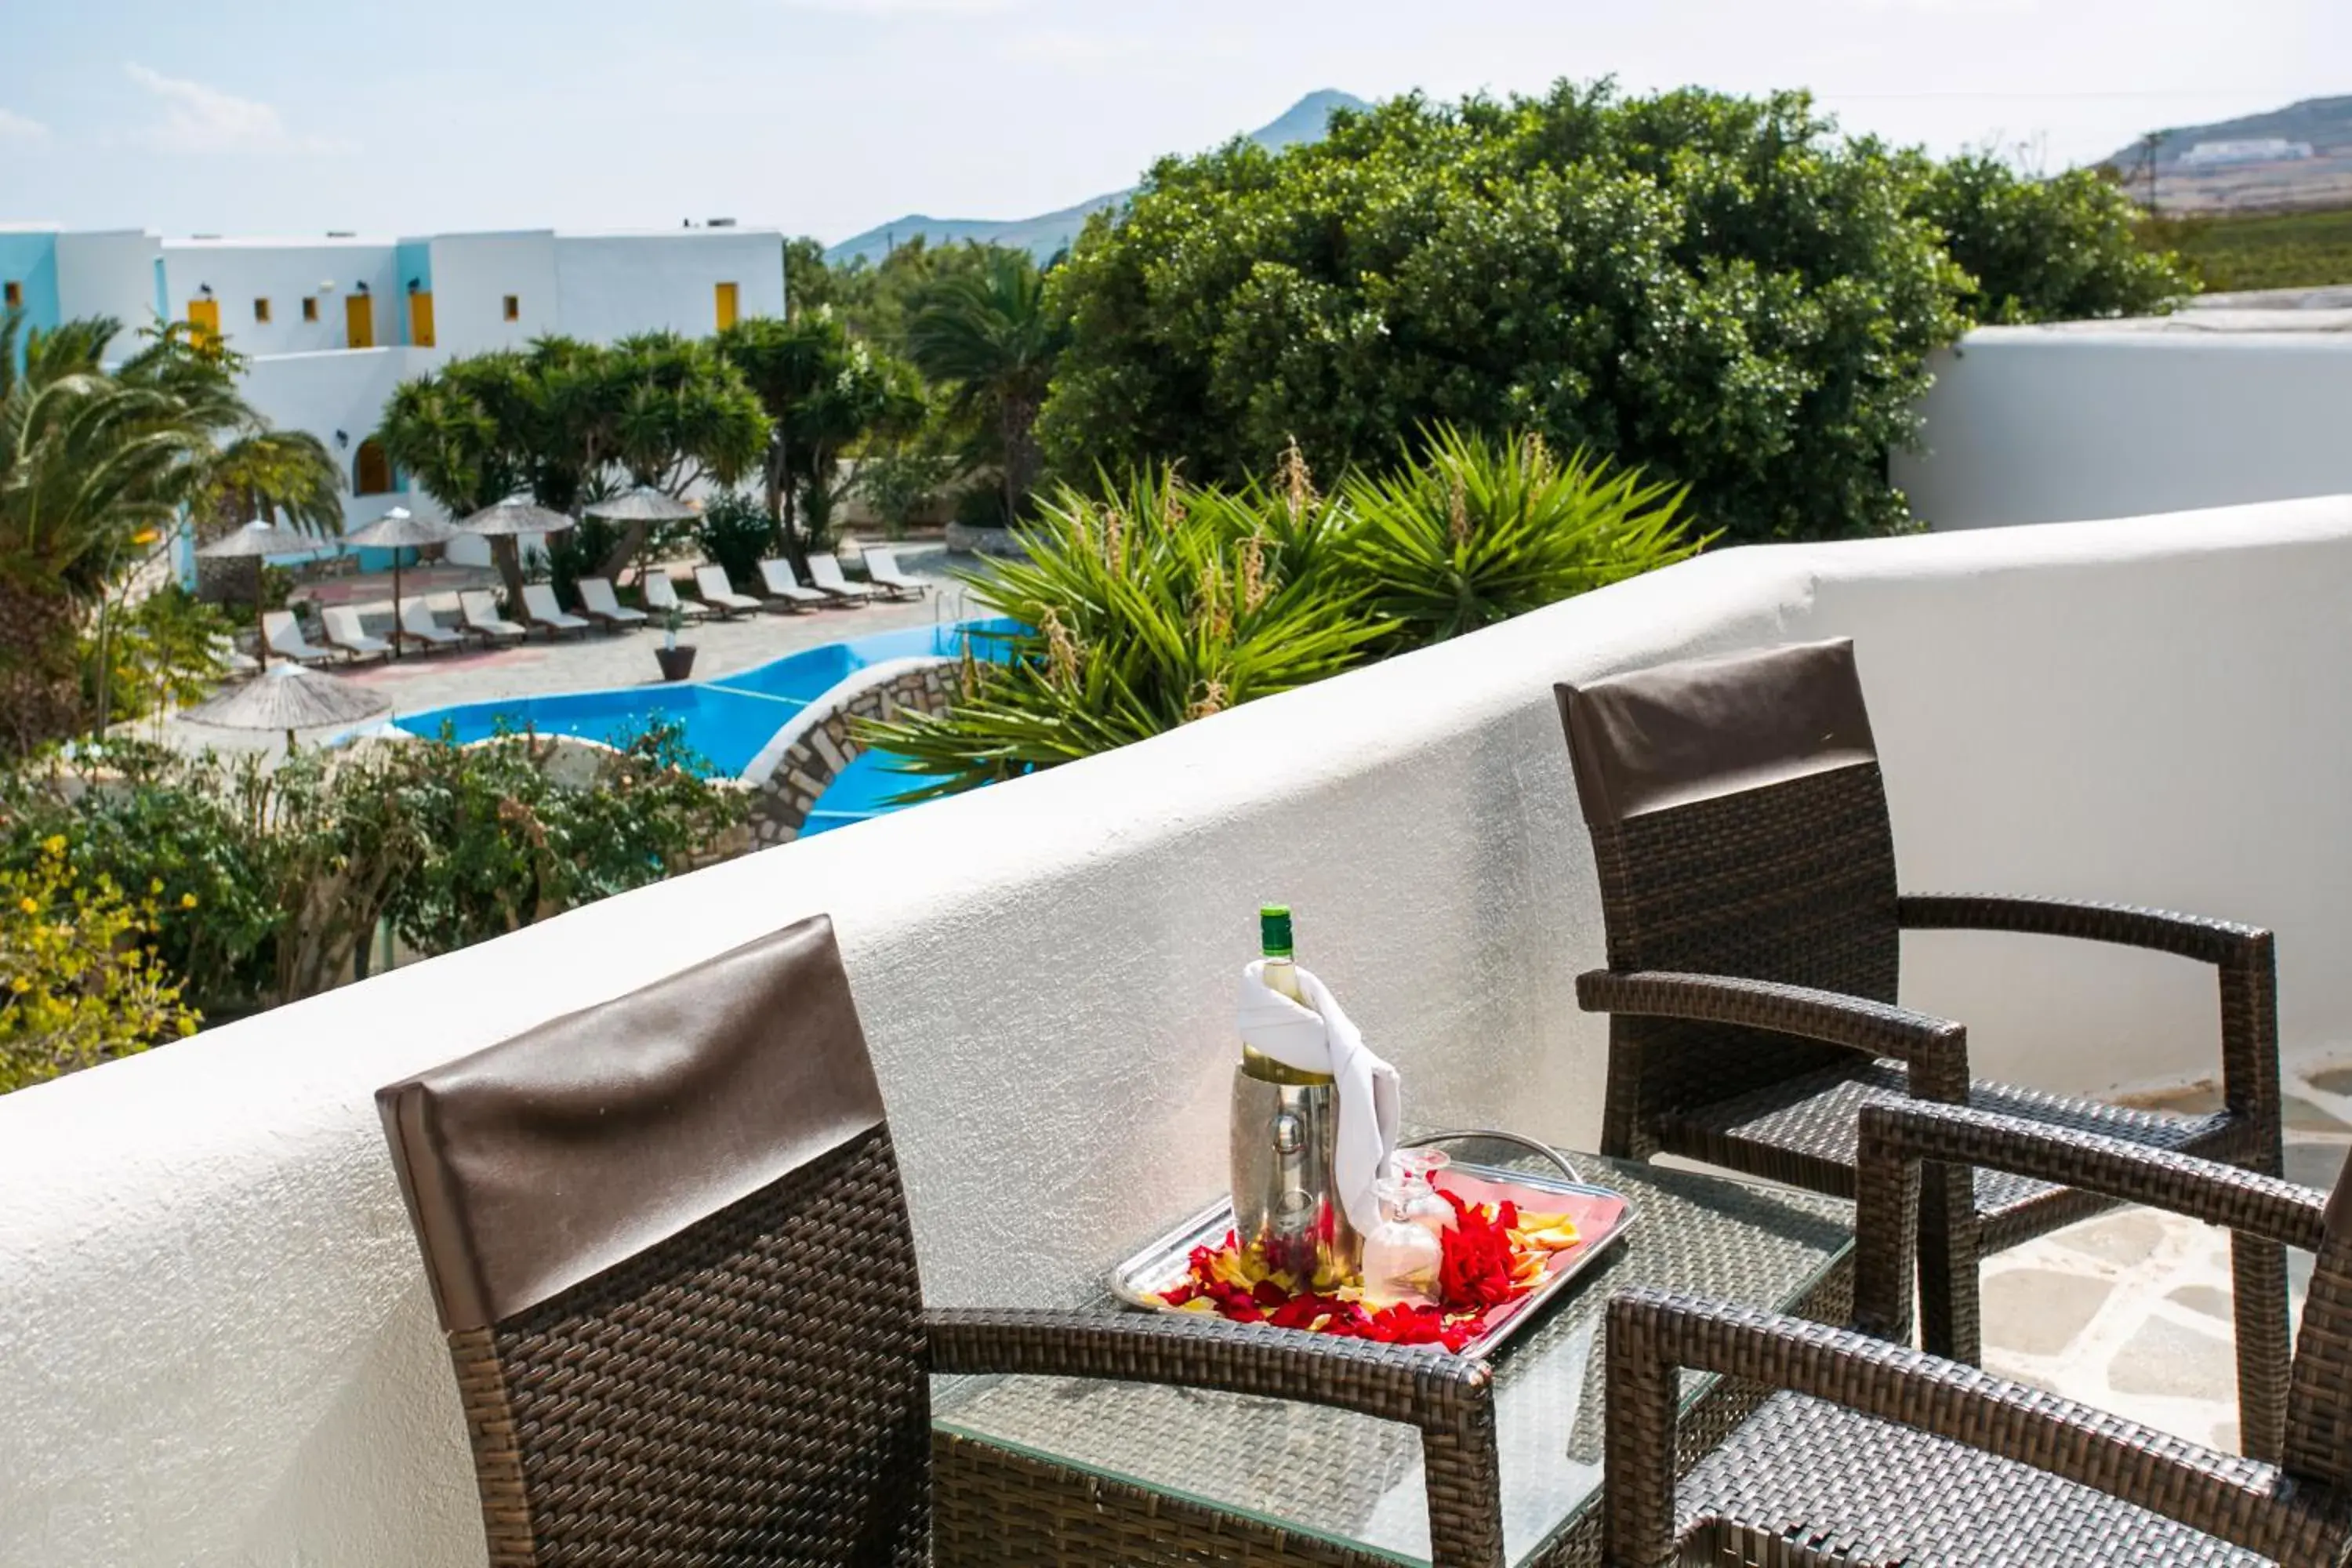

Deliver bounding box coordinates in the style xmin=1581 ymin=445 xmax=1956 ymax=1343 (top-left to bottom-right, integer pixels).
xmin=1340 ymin=426 xmax=1708 ymax=648
xmin=863 ymin=468 xmax=1386 ymax=799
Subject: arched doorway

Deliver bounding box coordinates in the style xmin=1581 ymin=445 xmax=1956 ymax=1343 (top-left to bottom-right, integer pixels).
xmin=354 ymin=440 xmax=394 ymax=497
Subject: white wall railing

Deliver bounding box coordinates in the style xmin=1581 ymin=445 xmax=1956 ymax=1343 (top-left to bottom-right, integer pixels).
xmin=5 ymin=495 xmax=2351 ymax=1565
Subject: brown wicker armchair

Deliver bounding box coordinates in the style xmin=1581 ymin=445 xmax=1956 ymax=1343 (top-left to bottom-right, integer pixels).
xmin=1555 ymin=639 xmax=2288 ymax=1459
xmin=1603 ymin=1100 xmax=2352 ymax=1567
xmin=375 ymin=915 xmax=1506 ymax=1567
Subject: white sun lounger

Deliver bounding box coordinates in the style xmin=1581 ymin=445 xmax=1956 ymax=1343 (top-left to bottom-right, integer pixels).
xmin=693 ymin=565 xmax=764 ymax=620
xmin=397 ymin=597 xmax=463 ymax=651
xmin=521 ymin=583 xmax=593 ymax=638
xmin=860 ymin=546 xmax=928 ymax=601
xmin=262 ymin=609 xmax=334 ymax=665
xmin=575 ymin=576 xmax=649 ymax=630
xmin=757 ymin=557 xmax=828 ymax=612
xmin=458 ymin=591 xmax=528 ymax=645
xmin=210 ymin=633 xmax=260 ymax=678
xmin=641 ymin=572 xmax=709 ymax=622
xmin=805 ymin=553 xmax=878 ymax=604
xmin=321 ymin=604 xmax=394 ymax=660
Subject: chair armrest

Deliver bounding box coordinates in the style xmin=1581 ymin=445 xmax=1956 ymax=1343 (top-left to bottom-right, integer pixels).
xmin=1899 ymin=894 xmax=2269 ymax=967
xmin=1577 ymin=970 xmax=1969 ymax=1102
xmin=927 ymin=1307 xmax=1504 ymax=1568
xmin=1603 ymin=1287 xmax=2340 ymax=1568
xmin=1848 ymin=1101 xmax=2329 ymax=1345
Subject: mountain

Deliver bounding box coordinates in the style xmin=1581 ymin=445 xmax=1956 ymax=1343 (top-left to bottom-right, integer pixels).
xmin=2100 ymin=96 xmax=2352 ymax=215
xmin=825 ymin=89 xmax=1371 ymax=267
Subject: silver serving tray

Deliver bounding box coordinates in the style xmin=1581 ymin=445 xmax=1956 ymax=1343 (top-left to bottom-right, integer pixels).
xmin=1109 ymin=1158 xmax=1638 ymax=1360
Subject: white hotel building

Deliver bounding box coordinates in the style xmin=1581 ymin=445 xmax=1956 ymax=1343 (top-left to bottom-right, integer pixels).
xmin=0 ymin=223 xmax=786 ymax=568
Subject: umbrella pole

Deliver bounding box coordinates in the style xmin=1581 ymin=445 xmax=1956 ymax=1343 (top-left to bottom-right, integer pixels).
xmin=392 ymin=555 xmax=404 ymax=661
xmin=254 ymin=557 xmax=270 ymax=673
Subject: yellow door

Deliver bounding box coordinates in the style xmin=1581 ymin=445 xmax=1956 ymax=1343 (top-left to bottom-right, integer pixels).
xmin=714 ymin=281 xmax=739 ymax=331
xmin=345 ymin=294 xmax=374 ymax=349
xmin=408 ymin=292 xmax=436 ymax=347
xmin=187 ymin=298 xmax=220 ymax=346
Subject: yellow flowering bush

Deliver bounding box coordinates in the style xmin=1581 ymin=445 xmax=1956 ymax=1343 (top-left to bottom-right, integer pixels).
xmin=0 ymin=837 xmax=198 ymax=1093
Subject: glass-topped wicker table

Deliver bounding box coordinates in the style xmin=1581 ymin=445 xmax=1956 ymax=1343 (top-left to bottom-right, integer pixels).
xmin=931 ymin=1145 xmax=1854 ymax=1567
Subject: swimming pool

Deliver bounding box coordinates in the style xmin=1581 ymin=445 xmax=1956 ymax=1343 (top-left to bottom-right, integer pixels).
xmin=396 ymin=619 xmax=1014 ymax=807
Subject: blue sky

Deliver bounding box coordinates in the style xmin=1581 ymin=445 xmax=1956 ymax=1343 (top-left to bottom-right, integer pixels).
xmin=3 ymin=0 xmax=2343 ymax=242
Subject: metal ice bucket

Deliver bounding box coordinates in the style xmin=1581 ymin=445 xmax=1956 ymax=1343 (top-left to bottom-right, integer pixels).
xmin=1229 ymin=1047 xmax=1360 ymax=1283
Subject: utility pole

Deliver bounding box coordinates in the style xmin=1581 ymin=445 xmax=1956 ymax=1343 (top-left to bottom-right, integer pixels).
xmin=2140 ymin=132 xmax=2164 ymax=215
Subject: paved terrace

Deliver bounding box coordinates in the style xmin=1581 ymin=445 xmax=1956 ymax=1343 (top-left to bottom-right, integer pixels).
xmin=164 ymin=544 xmax=972 ymax=758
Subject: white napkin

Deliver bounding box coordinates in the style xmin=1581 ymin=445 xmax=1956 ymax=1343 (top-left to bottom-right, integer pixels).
xmin=1236 ymin=959 xmax=1401 ymax=1238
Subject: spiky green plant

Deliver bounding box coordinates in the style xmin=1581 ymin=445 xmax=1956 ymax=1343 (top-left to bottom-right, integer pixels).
xmin=863 ymin=469 xmax=1385 ymax=798
xmin=1340 ymin=426 xmax=1707 ymax=648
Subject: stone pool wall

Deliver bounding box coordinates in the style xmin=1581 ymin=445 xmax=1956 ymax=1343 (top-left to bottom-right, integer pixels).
xmin=744 ymin=656 xmax=955 ymax=844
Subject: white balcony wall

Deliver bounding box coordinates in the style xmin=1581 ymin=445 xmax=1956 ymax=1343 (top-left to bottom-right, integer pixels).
xmin=53 ymin=230 xmax=161 ymax=360
xmin=1897 ymin=328 xmax=2352 ymax=530
xmin=160 ymin=241 xmax=401 ymax=358
xmin=423 ymin=231 xmax=563 ymax=355
xmin=553 ymin=230 xmax=785 ymax=340
xmin=5 ymin=495 xmax=2352 ymax=1565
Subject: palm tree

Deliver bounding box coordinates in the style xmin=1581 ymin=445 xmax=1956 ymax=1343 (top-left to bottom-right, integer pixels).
xmin=0 ymin=311 xmax=207 ymax=752
xmin=0 ymin=311 xmax=343 ymax=753
xmin=905 ymin=247 xmax=1069 ymax=524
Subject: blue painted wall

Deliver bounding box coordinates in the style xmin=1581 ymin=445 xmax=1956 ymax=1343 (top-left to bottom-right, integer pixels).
xmin=0 ymin=231 xmax=62 ymax=339
xmin=394 ymin=240 xmax=432 ymax=346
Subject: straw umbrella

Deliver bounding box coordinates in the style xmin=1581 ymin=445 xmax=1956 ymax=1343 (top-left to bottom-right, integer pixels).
xmin=342 ymin=506 xmax=460 ymax=659
xmin=198 ymin=517 xmax=334 ymax=670
xmin=181 ymin=662 xmax=390 ymax=753
xmin=461 ymin=496 xmax=575 ymax=613
xmin=584 ymin=486 xmax=701 ymax=597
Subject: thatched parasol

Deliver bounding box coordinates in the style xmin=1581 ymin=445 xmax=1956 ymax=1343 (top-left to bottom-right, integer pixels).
xmin=342 ymin=506 xmax=462 ymax=659
xmin=583 ymin=486 xmax=700 ymax=523
xmin=461 ymin=496 xmax=576 ymax=537
xmin=198 ymin=517 xmax=336 ymax=670
xmin=182 ymin=662 xmax=390 ymax=753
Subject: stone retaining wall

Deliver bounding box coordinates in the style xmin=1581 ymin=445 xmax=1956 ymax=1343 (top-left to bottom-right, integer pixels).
xmin=745 ymin=658 xmax=954 ymax=845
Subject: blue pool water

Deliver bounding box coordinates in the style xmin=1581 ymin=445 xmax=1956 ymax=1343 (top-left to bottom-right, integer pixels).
xmin=397 ymin=620 xmax=1016 ymax=827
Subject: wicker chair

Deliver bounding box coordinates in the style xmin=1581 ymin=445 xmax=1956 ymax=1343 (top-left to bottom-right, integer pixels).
xmin=1604 ymin=1100 xmax=2352 ymax=1567
xmin=1555 ymin=638 xmax=2288 ymax=1458
xmin=376 ymin=914 xmax=1508 ymax=1567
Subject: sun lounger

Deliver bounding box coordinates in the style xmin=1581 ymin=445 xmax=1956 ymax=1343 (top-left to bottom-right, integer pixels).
xmin=859 ymin=546 xmax=928 ymax=601
xmin=805 ymin=553 xmax=878 ymax=604
xmin=575 ymin=576 xmax=649 ymax=630
xmin=210 ymin=633 xmax=260 ymax=678
xmin=641 ymin=572 xmax=709 ymax=623
xmin=396 ymin=597 xmax=463 ymax=651
xmin=693 ymin=565 xmax=763 ymax=620
xmin=458 ymin=591 xmax=528 ymax=646
xmin=321 ymin=605 xmax=394 ymax=661
xmin=756 ymin=557 xmax=828 ymax=612
xmin=262 ymin=609 xmax=334 ymax=665
xmin=521 ymin=584 xmax=593 ymax=638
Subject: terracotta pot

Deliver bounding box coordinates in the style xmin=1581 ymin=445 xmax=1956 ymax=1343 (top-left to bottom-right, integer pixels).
xmin=654 ymin=644 xmax=698 ymax=682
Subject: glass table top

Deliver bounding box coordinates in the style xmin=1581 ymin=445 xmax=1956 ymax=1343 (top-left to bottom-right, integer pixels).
xmin=932 ymin=1146 xmax=1853 ymax=1567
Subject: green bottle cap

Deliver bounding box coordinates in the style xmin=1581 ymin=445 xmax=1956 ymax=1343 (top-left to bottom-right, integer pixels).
xmin=1259 ymin=903 xmax=1294 ymax=957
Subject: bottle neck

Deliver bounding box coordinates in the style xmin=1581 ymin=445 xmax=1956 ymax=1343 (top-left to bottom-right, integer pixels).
xmin=1261 ymin=953 xmax=1303 ymax=1004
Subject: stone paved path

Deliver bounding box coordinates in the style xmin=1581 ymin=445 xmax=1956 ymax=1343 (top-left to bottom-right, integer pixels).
xmin=1979 ymin=1058 xmax=2352 ymax=1454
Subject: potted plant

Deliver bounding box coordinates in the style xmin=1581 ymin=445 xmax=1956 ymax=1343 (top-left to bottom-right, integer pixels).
xmin=653 ymin=605 xmax=696 ymax=682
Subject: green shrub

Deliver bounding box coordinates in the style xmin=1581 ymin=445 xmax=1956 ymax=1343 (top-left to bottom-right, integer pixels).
xmin=867 ymin=469 xmax=1387 ymax=797
xmin=0 ymin=834 xmax=198 ymax=1092
xmin=543 ymin=515 xmax=626 ymax=609
xmin=1340 ymin=426 xmax=1704 ymax=647
xmin=82 ymin=586 xmax=233 ymax=728
xmin=867 ymin=433 xmax=1698 ymax=793
xmin=1040 ymin=82 xmax=1970 ymax=546
xmin=1909 ymin=154 xmax=2191 ymax=323
xmin=693 ymin=492 xmax=782 ymax=592
xmin=856 ymin=444 xmax=961 ymax=538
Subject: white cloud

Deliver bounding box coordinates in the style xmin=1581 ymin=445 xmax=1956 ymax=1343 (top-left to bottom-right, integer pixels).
xmin=0 ymin=108 xmax=49 ymax=146
xmin=123 ymin=63 xmax=351 ymax=155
